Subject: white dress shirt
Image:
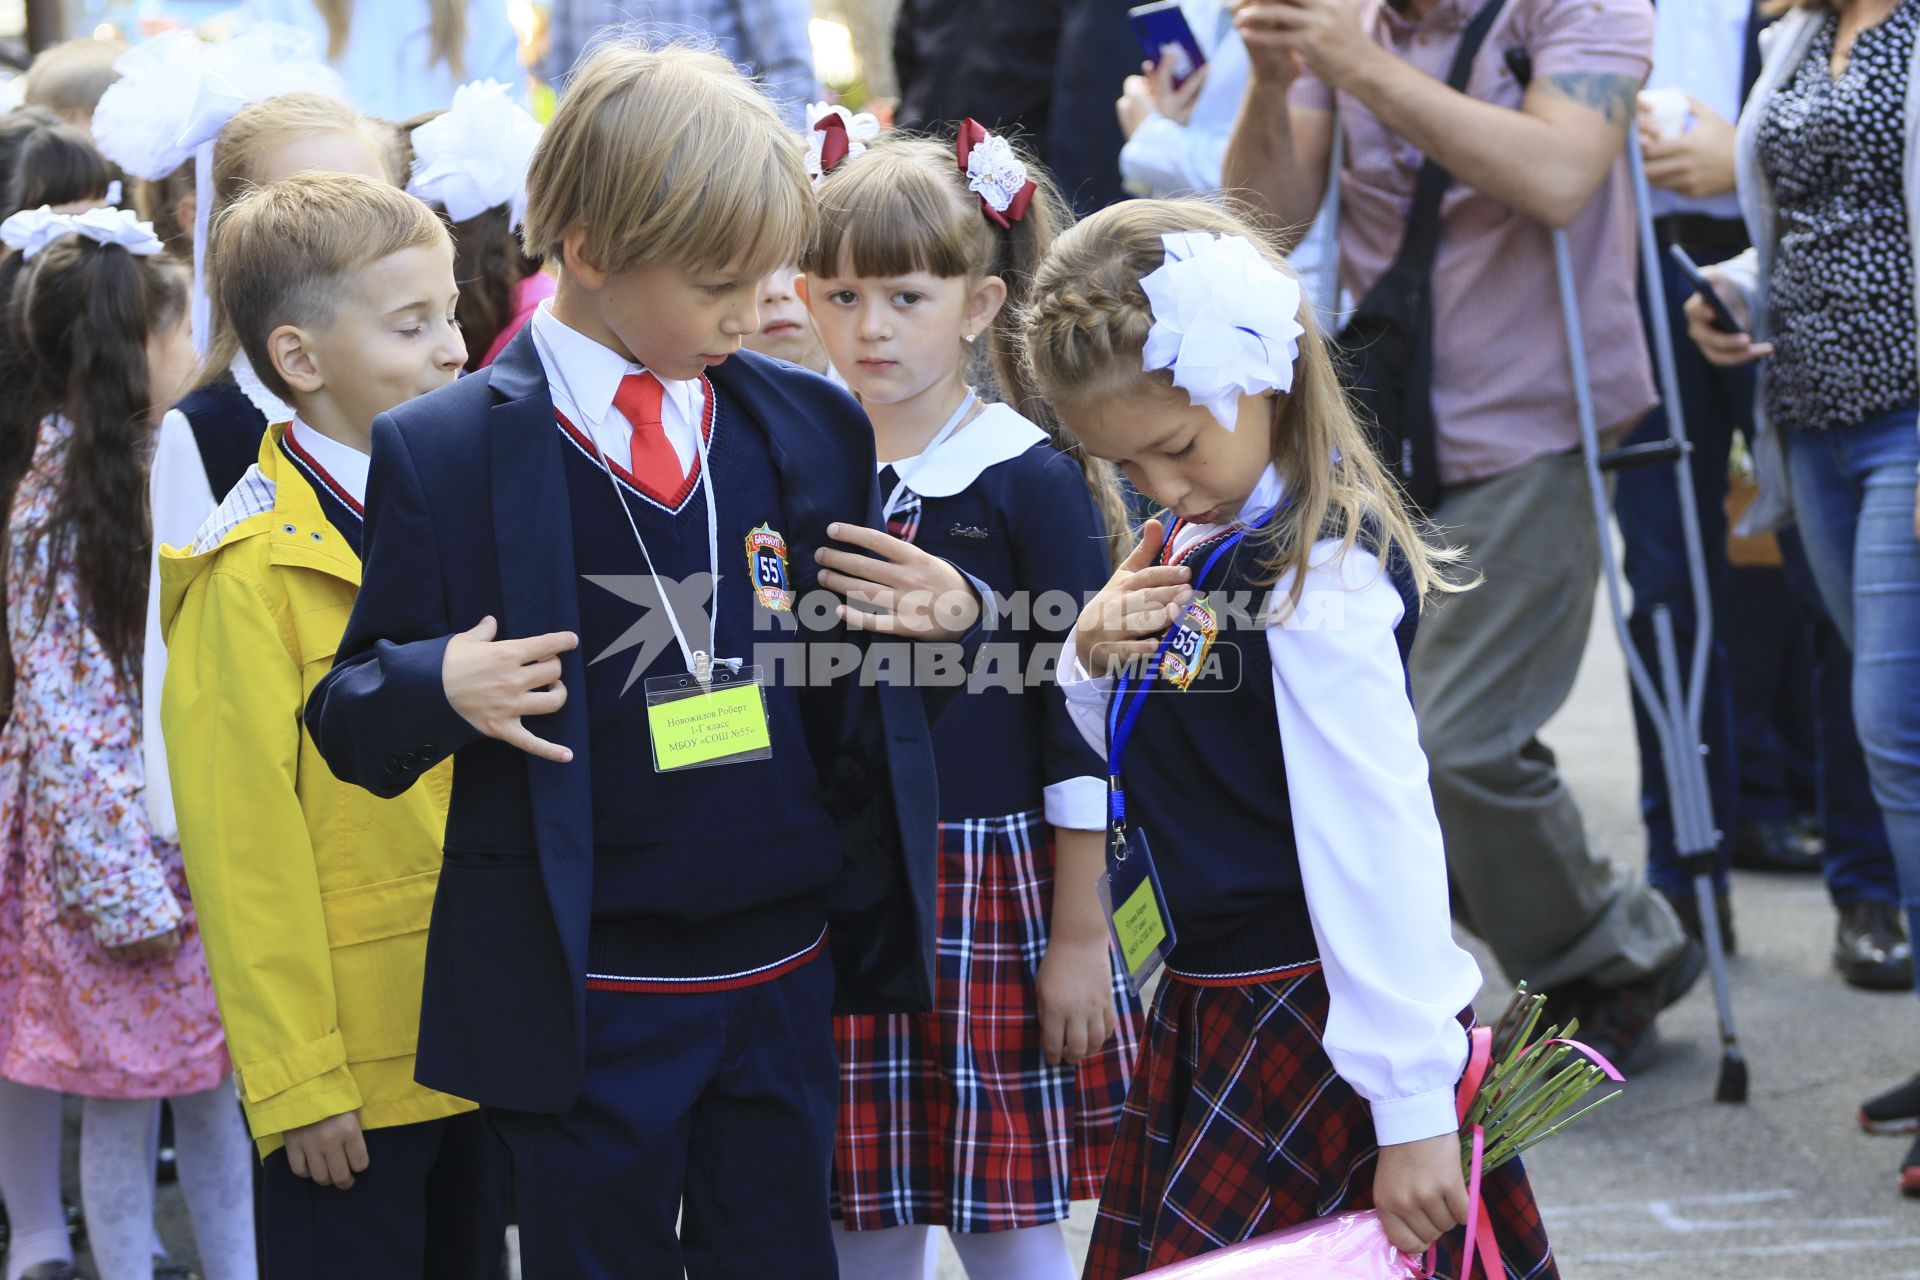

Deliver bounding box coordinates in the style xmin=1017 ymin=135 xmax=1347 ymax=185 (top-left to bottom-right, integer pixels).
xmin=529 ymin=301 xmax=704 ymax=483
xmin=1646 ymin=0 xmax=1751 ymax=220
xmin=1059 ymin=465 xmax=1480 ymax=1146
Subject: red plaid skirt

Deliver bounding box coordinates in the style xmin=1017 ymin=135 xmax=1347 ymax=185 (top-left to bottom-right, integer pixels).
xmin=1083 ymin=968 xmax=1558 ymax=1280
xmin=834 ymin=809 xmax=1145 ymax=1232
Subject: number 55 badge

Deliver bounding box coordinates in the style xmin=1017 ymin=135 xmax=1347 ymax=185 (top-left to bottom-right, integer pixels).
xmin=745 ymin=523 xmax=794 ymax=612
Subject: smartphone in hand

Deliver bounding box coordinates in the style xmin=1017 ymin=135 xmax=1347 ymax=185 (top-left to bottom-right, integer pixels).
xmin=1668 ymin=244 xmax=1742 ymax=334
xmin=1127 ymin=1 xmax=1208 ymax=90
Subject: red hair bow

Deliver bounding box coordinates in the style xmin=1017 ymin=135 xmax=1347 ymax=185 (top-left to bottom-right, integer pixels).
xmin=815 ymin=113 xmax=851 ymax=177
xmin=955 ymin=118 xmax=1035 ymax=228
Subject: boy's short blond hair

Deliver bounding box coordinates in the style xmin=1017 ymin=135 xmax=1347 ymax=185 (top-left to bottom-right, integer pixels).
xmin=521 ymin=42 xmax=812 ymax=281
xmin=209 ymin=172 xmax=451 ymax=405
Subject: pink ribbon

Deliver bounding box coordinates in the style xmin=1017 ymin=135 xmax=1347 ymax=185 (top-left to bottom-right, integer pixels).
xmin=1415 ymin=1026 xmax=1507 ymax=1280
xmin=1529 ymin=1036 xmax=1627 ymax=1082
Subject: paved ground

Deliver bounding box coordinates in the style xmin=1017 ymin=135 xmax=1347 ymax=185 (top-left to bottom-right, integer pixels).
xmin=36 ymin=594 xmax=1919 ymax=1277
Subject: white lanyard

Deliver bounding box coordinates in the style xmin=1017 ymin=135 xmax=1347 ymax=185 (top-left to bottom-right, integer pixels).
xmin=881 ymin=390 xmax=976 ymax=522
xmin=534 ymin=324 xmax=723 ymax=683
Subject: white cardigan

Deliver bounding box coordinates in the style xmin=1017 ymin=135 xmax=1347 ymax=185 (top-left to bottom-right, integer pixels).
xmin=1719 ymin=5 xmax=1920 ymax=533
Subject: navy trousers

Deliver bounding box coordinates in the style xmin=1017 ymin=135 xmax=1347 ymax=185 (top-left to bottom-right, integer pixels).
xmin=256 ymin=1109 xmax=509 ymax=1279
xmin=489 ymin=953 xmax=840 ymax=1279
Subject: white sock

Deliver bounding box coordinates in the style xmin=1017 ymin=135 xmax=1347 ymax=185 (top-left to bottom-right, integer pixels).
xmin=948 ymin=1222 xmax=1076 ymax=1280
xmin=165 ymin=1079 xmax=256 ymax=1280
xmin=80 ymin=1095 xmax=159 ymax=1280
xmin=0 ymin=1079 xmax=73 ymax=1280
xmin=832 ymin=1222 xmax=935 ymax=1280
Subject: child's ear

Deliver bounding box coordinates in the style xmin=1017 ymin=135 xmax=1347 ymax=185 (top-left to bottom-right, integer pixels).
xmin=968 ymin=275 xmax=1009 ymax=340
xmin=561 ymin=227 xmax=608 ymax=291
xmin=794 ymin=273 xmax=810 ymax=307
xmin=269 ymin=324 xmax=323 ymax=396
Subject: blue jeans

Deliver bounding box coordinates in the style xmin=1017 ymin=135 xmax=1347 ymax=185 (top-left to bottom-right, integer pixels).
xmin=1787 ymin=405 xmax=1920 ymax=996
xmin=1620 ymin=246 xmax=1745 ymax=898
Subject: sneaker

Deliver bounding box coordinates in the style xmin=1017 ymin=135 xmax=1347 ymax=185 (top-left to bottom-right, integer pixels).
xmin=1903 ymin=1133 xmax=1920 ymax=1198
xmin=1570 ymin=937 xmax=1707 ymax=1077
xmin=1729 ymin=817 xmax=1824 ymax=873
xmin=1661 ymin=885 xmax=1737 ymax=955
xmin=1861 ymin=1072 xmax=1920 ymax=1135
xmin=1835 ymin=902 xmax=1913 ymax=992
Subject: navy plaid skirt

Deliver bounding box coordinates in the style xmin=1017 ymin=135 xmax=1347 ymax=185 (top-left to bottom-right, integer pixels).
xmin=1083 ymin=967 xmax=1558 ymax=1280
xmin=834 ymin=809 xmax=1145 ymax=1232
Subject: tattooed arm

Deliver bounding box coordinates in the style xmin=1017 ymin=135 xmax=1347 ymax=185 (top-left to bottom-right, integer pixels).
xmin=1227 ymin=0 xmax=1643 ymax=228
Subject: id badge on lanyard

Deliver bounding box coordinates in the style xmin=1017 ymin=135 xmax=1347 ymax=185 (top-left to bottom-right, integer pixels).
xmin=1100 ymin=509 xmax=1274 ymax=992
xmin=538 ymin=324 xmax=773 ymax=773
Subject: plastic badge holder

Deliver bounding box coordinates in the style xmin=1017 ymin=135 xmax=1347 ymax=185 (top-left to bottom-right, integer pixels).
xmin=643 ymin=662 xmax=773 ymax=772
xmin=1098 ymin=825 xmax=1177 ymax=995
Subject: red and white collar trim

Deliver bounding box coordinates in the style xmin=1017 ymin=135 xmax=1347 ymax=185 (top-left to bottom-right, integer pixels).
xmin=554 ymin=374 xmax=717 ymax=516
xmin=282 ymin=419 xmax=367 ymax=516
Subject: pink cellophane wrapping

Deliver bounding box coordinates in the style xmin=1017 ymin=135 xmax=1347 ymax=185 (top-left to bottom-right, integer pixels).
xmin=1137 ymin=1210 xmax=1424 ymax=1279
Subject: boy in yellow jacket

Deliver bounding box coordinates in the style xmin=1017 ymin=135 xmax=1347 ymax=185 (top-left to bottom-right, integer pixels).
xmin=160 ymin=173 xmax=506 ymax=1277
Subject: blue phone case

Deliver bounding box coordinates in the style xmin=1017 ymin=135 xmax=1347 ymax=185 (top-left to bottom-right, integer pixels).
xmin=1128 ymin=1 xmax=1208 ymax=90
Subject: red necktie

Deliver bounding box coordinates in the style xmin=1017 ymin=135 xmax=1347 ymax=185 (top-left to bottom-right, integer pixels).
xmin=613 ymin=371 xmax=683 ymax=494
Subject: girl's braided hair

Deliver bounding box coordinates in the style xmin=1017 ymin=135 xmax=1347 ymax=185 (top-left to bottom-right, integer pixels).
xmin=1021 ymin=197 xmax=1465 ymax=613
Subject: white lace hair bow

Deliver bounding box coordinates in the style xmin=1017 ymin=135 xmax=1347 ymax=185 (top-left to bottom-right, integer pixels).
xmin=805 ymin=101 xmax=880 ymax=184
xmin=1 ymin=206 xmax=165 ymax=261
xmin=409 ymin=80 xmax=544 ymax=226
xmin=91 ymin=26 xmax=348 ymax=183
xmin=1139 ymin=232 xmax=1307 ymax=431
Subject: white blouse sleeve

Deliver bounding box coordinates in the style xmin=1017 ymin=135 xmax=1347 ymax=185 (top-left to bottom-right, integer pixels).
xmin=142 ymin=410 xmax=216 ymax=843
xmin=1056 ymin=650 xmax=1113 ymax=761
xmin=1268 ymin=540 xmax=1480 ymax=1146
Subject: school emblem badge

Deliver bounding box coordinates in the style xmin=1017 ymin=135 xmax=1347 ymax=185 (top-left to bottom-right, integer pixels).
xmin=1160 ymin=594 xmax=1218 ymax=691
xmin=745 ymin=523 xmax=794 ymax=611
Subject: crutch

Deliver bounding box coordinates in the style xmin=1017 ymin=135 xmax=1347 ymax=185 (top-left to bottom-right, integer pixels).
xmin=1507 ymin=49 xmax=1748 ymax=1102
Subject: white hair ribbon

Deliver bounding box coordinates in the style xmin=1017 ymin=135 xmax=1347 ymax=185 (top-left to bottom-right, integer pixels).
xmin=408 ymin=80 xmax=544 ymax=227
xmin=1139 ymin=231 xmax=1306 ymax=431
xmin=90 ymin=26 xmax=349 ymax=357
xmin=1 ymin=206 xmax=165 ymax=261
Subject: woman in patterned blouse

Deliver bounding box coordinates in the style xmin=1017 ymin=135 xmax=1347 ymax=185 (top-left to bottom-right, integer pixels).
xmin=1688 ymin=0 xmax=1920 ymax=1199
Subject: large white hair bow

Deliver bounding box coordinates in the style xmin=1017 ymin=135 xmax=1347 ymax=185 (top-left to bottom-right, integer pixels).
xmin=408 ymin=80 xmax=543 ymax=226
xmin=90 ymin=27 xmax=348 ymax=183
xmin=1 ymin=206 xmax=164 ymax=261
xmin=805 ymin=101 xmax=880 ymax=184
xmin=1139 ymin=232 xmax=1306 ymax=431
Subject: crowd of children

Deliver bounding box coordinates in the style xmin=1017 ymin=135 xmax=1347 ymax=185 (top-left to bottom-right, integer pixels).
xmin=0 ymin=23 xmax=1544 ymax=1280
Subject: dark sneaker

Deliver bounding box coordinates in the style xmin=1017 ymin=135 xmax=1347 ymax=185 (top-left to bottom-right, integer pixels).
xmin=1570 ymin=938 xmax=1707 ymax=1077
xmin=1729 ymin=818 xmax=1824 ymax=873
xmin=1661 ymin=885 xmax=1737 ymax=955
xmin=1903 ymin=1134 xmax=1920 ymax=1198
xmin=1861 ymin=1072 xmax=1920 ymax=1135
xmin=1835 ymin=902 xmax=1913 ymax=992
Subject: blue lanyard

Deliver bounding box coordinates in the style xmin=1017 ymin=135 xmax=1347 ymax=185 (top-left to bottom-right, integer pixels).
xmin=1106 ymin=509 xmax=1276 ymax=832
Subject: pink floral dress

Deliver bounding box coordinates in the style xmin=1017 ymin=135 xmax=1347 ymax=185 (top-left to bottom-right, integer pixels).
xmin=0 ymin=418 xmax=228 ymax=1098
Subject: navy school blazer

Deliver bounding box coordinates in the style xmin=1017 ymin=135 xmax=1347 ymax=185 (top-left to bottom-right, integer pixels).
xmin=304 ymin=330 xmax=952 ymax=1113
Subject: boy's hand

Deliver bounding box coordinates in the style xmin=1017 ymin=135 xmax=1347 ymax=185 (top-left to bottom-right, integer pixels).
xmin=442 ymin=615 xmax=578 ymax=763
xmin=816 ymin=523 xmax=981 ymax=641
xmin=1074 ymin=518 xmax=1193 ymax=678
xmin=105 ymin=927 xmax=181 ymax=964
xmin=283 ymin=1111 xmax=369 ymax=1190
xmin=1374 ymin=1132 xmax=1469 ymax=1254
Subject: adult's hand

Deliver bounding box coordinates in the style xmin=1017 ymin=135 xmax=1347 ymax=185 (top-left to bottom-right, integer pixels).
xmin=1236 ymin=0 xmax=1378 ymax=89
xmin=1639 ymin=97 xmax=1737 ymax=199
xmin=1233 ymin=0 xmax=1307 ymax=86
xmin=1683 ymin=268 xmax=1773 ymax=367
xmin=1118 ymin=70 xmax=1157 ymax=138
xmin=1149 ymin=54 xmax=1209 ymax=124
